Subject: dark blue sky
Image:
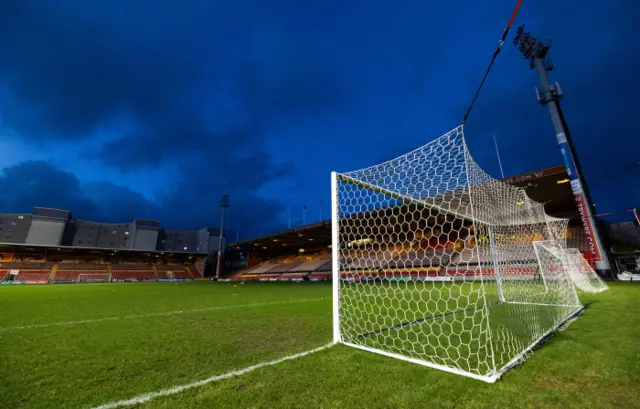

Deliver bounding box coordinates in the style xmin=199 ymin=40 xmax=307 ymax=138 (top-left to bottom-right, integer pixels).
xmin=0 ymin=1 xmax=638 ymax=239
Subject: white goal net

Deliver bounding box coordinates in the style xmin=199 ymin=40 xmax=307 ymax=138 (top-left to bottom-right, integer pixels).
xmin=77 ymin=273 xmax=111 ymax=283
xmin=564 ymin=248 xmax=609 ymax=293
xmin=331 ymin=125 xmax=584 ymax=383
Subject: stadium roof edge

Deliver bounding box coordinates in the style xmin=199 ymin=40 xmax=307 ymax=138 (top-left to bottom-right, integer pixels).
xmin=230 ymin=220 xmax=331 ymax=248
xmin=500 ymin=165 xmax=566 ymax=184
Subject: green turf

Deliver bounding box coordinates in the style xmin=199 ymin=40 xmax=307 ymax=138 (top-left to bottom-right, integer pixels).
xmin=0 ymin=281 xmax=638 ymax=409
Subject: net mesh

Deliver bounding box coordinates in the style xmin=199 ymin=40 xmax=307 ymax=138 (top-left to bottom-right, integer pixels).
xmin=564 ymin=248 xmax=609 ymax=293
xmin=333 ymin=125 xmax=584 ymax=382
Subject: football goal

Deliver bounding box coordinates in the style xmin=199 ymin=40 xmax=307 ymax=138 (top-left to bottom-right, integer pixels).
xmin=330 ymin=125 xmax=584 ymax=383
xmin=564 ymin=248 xmax=609 ymax=293
xmin=77 ymin=273 xmax=111 ymax=283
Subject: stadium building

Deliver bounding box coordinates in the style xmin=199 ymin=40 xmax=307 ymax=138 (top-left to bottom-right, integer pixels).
xmin=1 ymin=166 xmax=638 ymax=285
xmin=0 ymin=208 xmax=225 ymax=284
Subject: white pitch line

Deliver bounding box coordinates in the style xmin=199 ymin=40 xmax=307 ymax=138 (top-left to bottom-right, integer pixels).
xmin=89 ymin=342 xmax=334 ymax=409
xmin=0 ymin=297 xmax=328 ymax=333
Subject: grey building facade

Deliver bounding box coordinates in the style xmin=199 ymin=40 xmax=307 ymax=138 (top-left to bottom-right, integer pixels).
xmin=0 ymin=214 xmax=32 ymax=244
xmin=0 ymin=208 xmax=222 ymax=254
xmin=25 ymin=208 xmax=71 ymax=246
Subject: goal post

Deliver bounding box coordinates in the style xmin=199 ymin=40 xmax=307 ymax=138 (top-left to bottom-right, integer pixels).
xmin=331 ymin=171 xmax=341 ymax=344
xmin=77 ymin=273 xmax=111 ymax=283
xmin=331 ymin=125 xmax=583 ymax=382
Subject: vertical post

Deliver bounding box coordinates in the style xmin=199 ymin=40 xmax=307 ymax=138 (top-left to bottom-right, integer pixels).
xmin=533 ymin=58 xmax=612 ymax=276
xmin=487 ymin=226 xmax=505 ymax=303
xmin=493 ymin=134 xmax=506 ymax=179
xmin=215 ymin=194 xmax=230 ymax=280
xmin=331 ymin=172 xmax=341 ymax=343
xmin=532 ymin=241 xmax=550 ymax=294
xmin=631 ymin=208 xmax=640 ymax=225
xmin=303 ymin=204 xmax=307 ymax=226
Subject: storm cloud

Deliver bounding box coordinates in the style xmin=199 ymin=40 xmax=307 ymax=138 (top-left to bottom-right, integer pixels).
xmin=0 ymin=0 xmax=637 ymax=238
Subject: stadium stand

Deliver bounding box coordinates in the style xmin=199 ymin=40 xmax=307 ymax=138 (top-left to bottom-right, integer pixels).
xmin=53 ymin=263 xmax=110 ymax=283
xmin=0 ymin=261 xmax=55 ymax=283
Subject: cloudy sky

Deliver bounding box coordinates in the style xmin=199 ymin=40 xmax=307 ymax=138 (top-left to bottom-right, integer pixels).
xmin=0 ymin=0 xmax=638 ymax=239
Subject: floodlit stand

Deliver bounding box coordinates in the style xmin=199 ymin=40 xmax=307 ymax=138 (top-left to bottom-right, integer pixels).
xmin=331 ymin=126 xmax=584 ymax=383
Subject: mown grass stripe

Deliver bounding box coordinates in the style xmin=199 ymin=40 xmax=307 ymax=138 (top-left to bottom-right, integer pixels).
xmin=0 ymin=297 xmax=328 ymax=332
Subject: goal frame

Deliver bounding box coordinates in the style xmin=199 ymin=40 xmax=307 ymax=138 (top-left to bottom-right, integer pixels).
xmin=77 ymin=273 xmax=112 ymax=283
xmin=330 ymin=170 xmax=584 ymax=383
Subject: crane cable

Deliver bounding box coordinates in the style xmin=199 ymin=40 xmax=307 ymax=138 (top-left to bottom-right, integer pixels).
xmin=462 ymin=0 xmax=524 ymax=124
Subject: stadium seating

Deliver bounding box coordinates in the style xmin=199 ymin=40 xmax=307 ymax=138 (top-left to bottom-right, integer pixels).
xmin=230 ymin=258 xmax=282 ymax=280
xmin=230 ymin=253 xmax=335 ymax=281
xmin=313 ymin=260 xmax=332 ymax=272
xmin=0 ymin=261 xmax=54 ymax=284
xmin=14 ymin=272 xmax=50 ymax=284
xmin=307 ymin=272 xmax=331 ymax=281
xmin=268 ymin=257 xmax=306 ymax=273
xmin=2 ymin=261 xmax=54 ymax=270
xmin=111 ymin=263 xmax=155 ymax=282
xmin=185 ymin=264 xmax=201 ymax=278
xmin=289 ymin=255 xmax=331 ymax=272
xmin=156 ymin=265 xmax=192 ymax=280
xmin=278 ymin=272 xmax=308 ymax=281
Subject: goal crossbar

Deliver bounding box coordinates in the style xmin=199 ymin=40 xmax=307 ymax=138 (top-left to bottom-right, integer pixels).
xmin=336 ymin=173 xmax=474 ymax=225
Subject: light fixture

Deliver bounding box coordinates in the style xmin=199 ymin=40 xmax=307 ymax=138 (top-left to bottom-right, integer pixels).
xmin=556 ymin=178 xmax=569 ymax=184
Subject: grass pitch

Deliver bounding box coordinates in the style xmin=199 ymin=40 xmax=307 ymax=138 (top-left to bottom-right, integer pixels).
xmin=0 ymin=281 xmax=638 ymax=409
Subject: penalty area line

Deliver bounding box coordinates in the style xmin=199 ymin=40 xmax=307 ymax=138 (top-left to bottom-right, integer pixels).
xmin=89 ymin=343 xmax=334 ymax=409
xmin=0 ymin=297 xmax=328 ymax=333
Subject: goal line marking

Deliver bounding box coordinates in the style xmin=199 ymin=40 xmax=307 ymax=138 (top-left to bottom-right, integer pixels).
xmin=0 ymin=297 xmax=328 ymax=333
xmin=89 ymin=342 xmax=334 ymax=409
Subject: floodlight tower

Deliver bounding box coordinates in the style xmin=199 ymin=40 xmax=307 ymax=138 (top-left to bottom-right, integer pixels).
xmin=513 ymin=26 xmax=612 ymax=277
xmin=215 ymin=193 xmax=230 ymax=279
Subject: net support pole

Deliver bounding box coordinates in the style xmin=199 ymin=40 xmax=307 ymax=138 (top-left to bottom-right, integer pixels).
xmin=487 ymin=227 xmax=505 ymax=302
xmin=331 ymin=172 xmax=341 ymax=344
xmin=532 ymin=241 xmax=550 ymax=293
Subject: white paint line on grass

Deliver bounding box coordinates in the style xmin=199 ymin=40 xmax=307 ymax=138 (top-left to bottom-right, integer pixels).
xmin=0 ymin=297 xmax=328 ymax=333
xmin=89 ymin=342 xmax=334 ymax=409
